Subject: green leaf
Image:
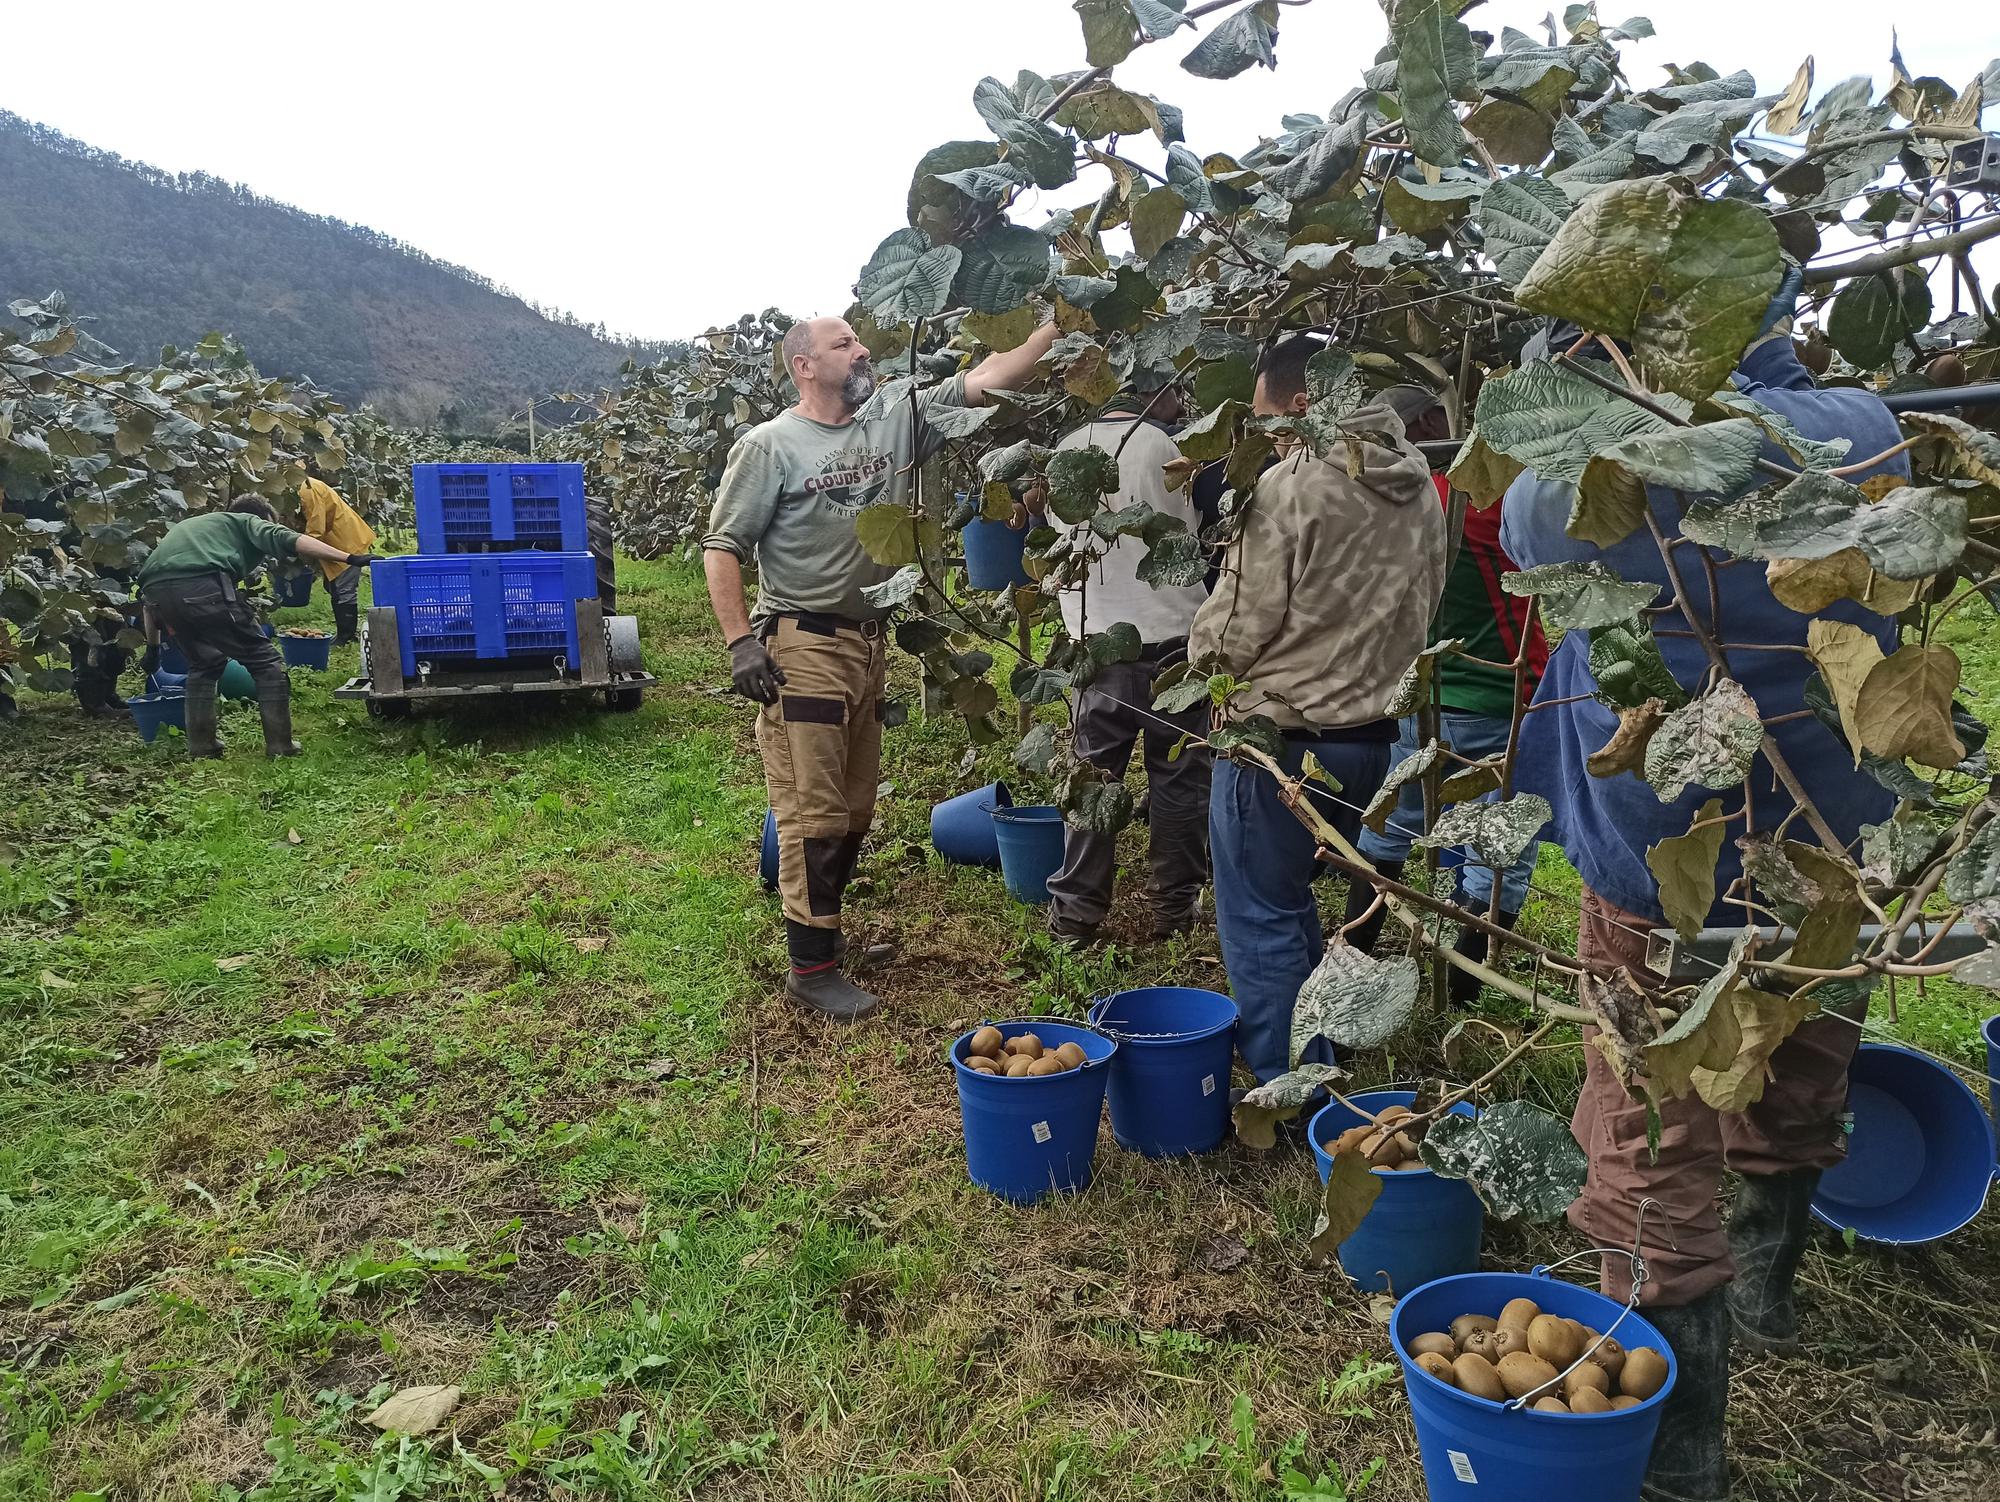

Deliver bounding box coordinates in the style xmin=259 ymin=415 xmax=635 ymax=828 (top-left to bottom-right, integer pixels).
xmin=932 ymin=162 xmax=1029 ymax=204
xmin=952 ymin=224 xmax=1053 ymax=314
xmin=1850 ymin=487 xmax=1968 ymax=581
xmin=854 ymin=504 xmax=918 ymax=566
xmin=1193 ymin=357 xmax=1254 ymax=410
xmin=1175 ymin=399 xmax=1244 ymax=462
xmin=1942 ymin=820 xmax=2000 ymax=906
xmin=1853 ymin=643 xmax=1965 ymax=770
xmin=1045 ymin=445 xmax=1121 ymax=524
xmin=1181 ymin=1 xmax=1279 ymax=80
xmin=1479 ymin=175 xmax=1574 ymax=286
xmin=1293 ymin=944 xmax=1421 ymax=1059
xmin=1415 ymin=793 xmax=1551 ymax=869
xmin=1643 ymin=679 xmax=1765 ymax=801
xmin=858 ymin=229 xmax=963 ymax=325
xmin=1130 ymin=187 xmax=1188 ymax=260
xmin=920 ymin=403 xmax=1000 ymax=440
xmin=1063 ymin=776 xmax=1135 ymax=834
xmin=1382 ymin=174 xmax=1485 ymax=234
xmin=1073 ymin=0 xmax=1139 ymax=66
xmin=861 ymin=566 xmax=925 ymax=610
xmin=1600 ymin=418 xmax=1764 ymax=496
xmin=1587 ymin=622 xmax=1689 ymax=710
xmin=1683 ymin=475 xmax=1966 ymax=580
xmin=1647 ymin=797 xmax=1726 ymax=940
xmin=1446 ymin=432 xmax=1526 ymax=507
xmin=1261 ymin=116 xmax=1369 ymax=202
xmin=1152 ymin=672 xmax=1213 ymax=713
xmin=1131 ymin=0 xmax=1193 ymax=39
xmin=1309 ymin=1148 xmax=1387 ymax=1267
xmin=1135 ymin=529 xmax=1207 ymax=587
xmin=1419 ymin=1099 xmax=1586 ymax=1223
xmin=1010 ymin=662 xmax=1073 ymax=705
xmin=1515 ymin=178 xmax=1782 ymax=399
xmin=1234 ymin=1062 xmax=1348 ymax=1149
xmin=1501 ymin=560 xmax=1659 ymax=632
xmin=1362 ymin=741 xmax=1440 ymax=834
xmin=1645 ymin=938 xmax=1750 ymax=1100
xmin=1014 ymin=722 xmax=1059 ymax=775
xmin=962 ymin=304 xmax=1041 ymax=352
xmin=1472 ymin=358 xmax=1687 ymax=486
xmin=1164 ymin=143 xmax=1218 ymax=215
xmin=1858 ymin=808 xmax=1955 ymax=888
xmin=1826 ymin=269 xmax=1932 ymax=369
xmin=1055 ymin=83 xmax=1165 ymax=141
xmin=1390 ymin=0 xmax=1477 ymax=167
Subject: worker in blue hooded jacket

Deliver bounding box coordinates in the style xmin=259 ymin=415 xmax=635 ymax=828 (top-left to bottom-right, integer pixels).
xmin=1499 ymin=277 xmax=1909 ymax=1502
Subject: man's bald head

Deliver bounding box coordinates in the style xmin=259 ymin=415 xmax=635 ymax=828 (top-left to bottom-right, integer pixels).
xmin=784 ymin=317 xmax=877 ymax=415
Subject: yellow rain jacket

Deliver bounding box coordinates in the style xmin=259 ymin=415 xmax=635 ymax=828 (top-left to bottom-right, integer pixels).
xmin=297 ymin=477 xmax=376 ymax=581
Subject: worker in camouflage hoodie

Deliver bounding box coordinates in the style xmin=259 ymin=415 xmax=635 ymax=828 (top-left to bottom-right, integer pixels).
xmin=1190 ymin=335 xmax=1447 ymax=1087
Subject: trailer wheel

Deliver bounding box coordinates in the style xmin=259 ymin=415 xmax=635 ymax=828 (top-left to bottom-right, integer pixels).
xmin=586 ymin=496 xmax=617 ymax=614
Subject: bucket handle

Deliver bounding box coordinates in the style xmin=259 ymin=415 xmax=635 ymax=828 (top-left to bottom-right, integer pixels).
xmin=1512 ymin=1197 xmax=1680 ymax=1413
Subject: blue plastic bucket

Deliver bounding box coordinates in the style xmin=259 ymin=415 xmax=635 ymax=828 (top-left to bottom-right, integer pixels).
xmin=962 ymin=516 xmax=1030 ymax=591
xmin=279 ymin=634 xmax=333 ymax=671
xmin=1984 ymin=1014 xmax=2000 ymax=1162
xmin=1813 ymin=1041 xmax=1995 ymax=1243
xmin=991 ymin=805 xmax=1065 ymax=904
xmin=1088 ymin=987 xmax=1238 ymax=1157
xmin=128 ymin=691 xmax=186 ymax=744
xmin=1309 ymin=1090 xmax=1485 ymax=1293
xmin=275 ymin=571 xmax=316 ymax=607
xmin=951 ymin=1018 xmax=1116 ymax=1203
xmin=760 ymin=809 xmax=779 ymax=891
xmin=1393 ymin=1271 xmax=1677 ymax=1501
xmin=931 ymin=781 xmax=1013 ymax=866
xmin=147 ymin=670 xmax=187 ymax=693
xmin=158 ymin=638 xmax=189 ymax=675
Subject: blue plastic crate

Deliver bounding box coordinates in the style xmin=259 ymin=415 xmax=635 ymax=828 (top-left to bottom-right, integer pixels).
xmin=371 ymin=552 xmax=598 ymax=677
xmin=413 ymin=463 xmax=589 ymax=553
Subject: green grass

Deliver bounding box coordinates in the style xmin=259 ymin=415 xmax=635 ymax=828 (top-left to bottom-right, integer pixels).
xmin=0 ymin=562 xmax=1994 ymax=1502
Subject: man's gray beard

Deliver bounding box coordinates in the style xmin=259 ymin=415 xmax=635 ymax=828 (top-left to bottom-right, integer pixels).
xmin=841 ymin=368 xmax=877 ymax=408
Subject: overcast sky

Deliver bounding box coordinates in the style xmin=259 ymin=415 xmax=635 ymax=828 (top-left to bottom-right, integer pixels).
xmin=6 ymin=2 xmax=1996 ymax=341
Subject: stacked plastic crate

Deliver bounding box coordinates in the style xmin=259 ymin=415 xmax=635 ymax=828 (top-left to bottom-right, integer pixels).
xmin=371 ymin=464 xmax=598 ymax=677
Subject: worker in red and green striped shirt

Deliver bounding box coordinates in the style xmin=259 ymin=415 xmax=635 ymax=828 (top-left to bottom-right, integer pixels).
xmin=1345 ymin=386 xmax=1547 ymax=1005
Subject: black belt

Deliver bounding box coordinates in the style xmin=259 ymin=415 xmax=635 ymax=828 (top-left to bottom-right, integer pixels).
xmin=763 ymin=611 xmax=883 ymax=641
xmin=144 ymin=571 xmax=238 ymax=604
xmin=1281 ymin=717 xmax=1397 ymax=744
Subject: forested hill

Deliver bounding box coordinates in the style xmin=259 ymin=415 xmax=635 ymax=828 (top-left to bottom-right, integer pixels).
xmin=0 ymin=111 xmax=678 ymax=429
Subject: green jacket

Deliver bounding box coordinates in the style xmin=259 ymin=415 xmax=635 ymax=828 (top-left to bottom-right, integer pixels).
xmin=137 ymin=511 xmax=301 ymax=593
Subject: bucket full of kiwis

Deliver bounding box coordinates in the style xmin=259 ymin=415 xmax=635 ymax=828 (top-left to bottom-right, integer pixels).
xmin=951 ymin=1019 xmax=1118 ymax=1204
xmin=1390 ymin=1270 xmax=1679 ymax=1500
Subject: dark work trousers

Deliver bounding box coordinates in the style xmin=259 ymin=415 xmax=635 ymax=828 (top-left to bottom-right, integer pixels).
xmin=325 ymin=565 xmax=361 ymax=642
xmin=71 ymin=629 xmax=131 ymax=709
xmin=1046 ymin=644 xmax=1212 ymax=931
xmin=144 ymin=574 xmax=290 ymax=728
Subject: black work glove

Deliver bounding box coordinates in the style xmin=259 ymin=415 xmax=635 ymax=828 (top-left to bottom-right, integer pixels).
xmin=346 ymin=553 xmax=375 ymax=567
xmin=141 ymin=644 xmax=162 ymax=676
xmin=728 ymin=634 xmax=786 ymax=705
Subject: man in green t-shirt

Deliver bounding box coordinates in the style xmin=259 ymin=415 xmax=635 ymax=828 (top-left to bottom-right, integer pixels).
xmin=703 ymin=313 xmax=1058 ymax=1020
xmin=137 ymin=499 xmax=372 ymax=758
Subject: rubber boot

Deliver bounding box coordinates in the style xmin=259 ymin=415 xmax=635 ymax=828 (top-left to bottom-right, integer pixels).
xmin=1725 ymin=1168 xmax=1822 ymax=1354
xmin=257 ymin=689 xmax=302 ymax=758
xmin=184 ymin=689 xmax=225 ymax=759
xmin=1639 ymin=1287 xmax=1732 ymax=1502
xmin=1339 ymin=858 xmax=1404 ymax=955
xmin=1448 ymin=900 xmax=1519 ymax=1009
xmin=785 ymin=921 xmax=880 ymax=1022
xmin=332 ymin=599 xmax=359 ymax=648
xmin=832 ymin=933 xmax=897 ymax=970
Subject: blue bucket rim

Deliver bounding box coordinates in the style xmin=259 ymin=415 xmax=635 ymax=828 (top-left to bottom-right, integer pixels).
xmin=949 ymin=1017 xmax=1117 ymax=1081
xmin=1087 ymin=986 xmax=1238 ymax=1047
xmin=1391 ymin=1269 xmax=1678 ymax=1423
xmin=1811 ymin=1040 xmax=1997 ymax=1242
xmin=128 ymin=690 xmax=186 ymax=706
xmin=1982 ymin=1013 xmax=2000 ymax=1047
xmin=1308 ymin=1089 xmax=1478 ymax=1180
xmin=990 ymin=803 xmax=1061 ymax=825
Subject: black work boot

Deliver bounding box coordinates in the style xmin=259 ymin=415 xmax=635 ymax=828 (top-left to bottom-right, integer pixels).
xmin=1640 ymin=1288 xmax=1732 ymax=1502
xmin=332 ymin=600 xmax=359 ymax=647
xmin=1448 ymin=900 xmax=1519 ymax=1009
xmin=832 ymin=933 xmax=897 ymax=970
xmin=184 ymin=689 xmax=225 ymax=759
xmin=1726 ymin=1168 xmax=1822 ymax=1354
xmin=785 ymin=921 xmax=880 ymax=1022
xmin=1339 ymin=858 xmax=1404 ymax=955
xmin=257 ymin=691 xmax=302 ymax=758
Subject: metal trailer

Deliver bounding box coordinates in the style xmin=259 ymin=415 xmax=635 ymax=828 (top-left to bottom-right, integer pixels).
xmin=334 ymin=597 xmax=654 ymax=718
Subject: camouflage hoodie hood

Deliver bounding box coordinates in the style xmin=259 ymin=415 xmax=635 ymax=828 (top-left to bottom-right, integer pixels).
xmin=1189 ymin=399 xmax=1445 ymax=731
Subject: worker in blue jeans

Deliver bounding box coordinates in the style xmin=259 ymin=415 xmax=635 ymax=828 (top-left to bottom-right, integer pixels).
xmin=1189 ymin=337 xmax=1447 ymax=1083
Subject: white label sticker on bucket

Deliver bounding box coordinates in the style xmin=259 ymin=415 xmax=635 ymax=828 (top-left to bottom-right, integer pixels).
xmin=1447 ymin=1450 xmax=1478 ymax=1485
xmin=1201 ymin=1074 xmax=1216 ymax=1096
xmin=1031 ymin=1120 xmax=1052 ymax=1144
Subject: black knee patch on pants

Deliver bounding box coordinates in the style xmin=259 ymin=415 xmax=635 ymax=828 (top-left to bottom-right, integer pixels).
xmin=802 ymin=836 xmax=847 ymax=918
xmin=831 ymin=831 xmax=864 ymax=893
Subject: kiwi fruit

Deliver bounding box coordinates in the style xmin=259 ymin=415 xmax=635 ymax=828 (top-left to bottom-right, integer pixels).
xmin=1609 ymin=1394 xmax=1641 ymax=1411
xmin=1532 ymin=1396 xmax=1571 ymax=1414
xmin=1453 ymin=1352 xmax=1506 ymax=1401
xmin=1026 ymin=1056 xmax=1065 ymax=1077
xmin=1377 ymin=1104 xmax=1414 ymax=1123
xmin=1003 ymin=1033 xmax=1044 ymax=1059
xmin=965 ymin=1055 xmax=1000 ymax=1075
xmin=1460 ymin=1328 xmax=1498 ymax=1361
xmin=1496 ymin=1352 xmax=1560 ymax=1401
xmin=1389 ymin=1160 xmax=1425 ymax=1171
xmin=1570 ymin=1385 xmax=1613 ymax=1415
xmin=1449 ymin=1314 xmax=1498 ymax=1347
xmin=1927 ymin=351 xmax=1967 ymax=387
xmin=1563 ymin=1362 xmax=1611 ymax=1401
xmin=1408 ymin=1332 xmax=1457 ymax=1361
xmin=1391 ymin=1131 xmax=1420 ymax=1160
xmin=1330 ymin=1124 xmax=1374 ymax=1155
xmin=1527 ymin=1314 xmax=1579 ymax=1367
xmin=1360 ymin=1130 xmax=1402 ymax=1167
xmin=1053 ymin=1041 xmax=1087 ymax=1069
xmin=1003 ymin=1055 xmax=1035 ymax=1077
xmin=1584 ymin=1335 xmax=1626 ymax=1382
xmin=1415 ymin=1351 xmax=1456 ymax=1385
xmin=1497 ymin=1297 xmax=1540 ymax=1333
xmin=968 ymin=1026 xmax=1004 ymax=1059
xmin=1490 ymin=1325 xmax=1527 ymax=1359
xmin=1620 ymin=1347 xmax=1668 ymax=1401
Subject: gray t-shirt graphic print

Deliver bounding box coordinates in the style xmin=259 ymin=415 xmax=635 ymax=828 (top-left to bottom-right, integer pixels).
xmin=703 ymin=374 xmax=968 ymax=624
